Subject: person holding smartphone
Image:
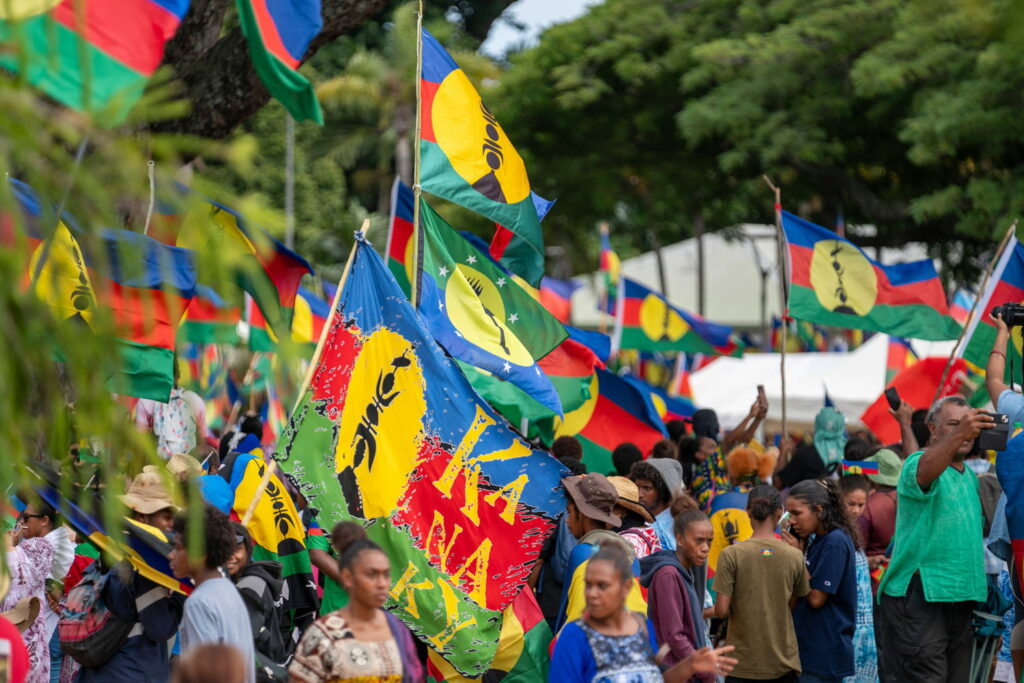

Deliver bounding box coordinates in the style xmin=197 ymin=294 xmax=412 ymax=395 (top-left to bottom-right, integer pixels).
xmin=876 ymin=396 xmax=994 ymax=682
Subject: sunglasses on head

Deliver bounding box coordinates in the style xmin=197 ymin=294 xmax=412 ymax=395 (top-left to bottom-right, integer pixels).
xmin=19 ymin=513 xmax=44 ymax=522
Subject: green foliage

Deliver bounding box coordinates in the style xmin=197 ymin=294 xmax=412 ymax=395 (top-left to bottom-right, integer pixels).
xmin=491 ymin=0 xmax=1024 ymax=282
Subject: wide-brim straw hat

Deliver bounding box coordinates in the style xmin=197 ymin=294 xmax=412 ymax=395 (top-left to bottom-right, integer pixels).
xmin=607 ymin=476 xmax=654 ymax=523
xmin=1 ymin=596 xmax=39 ymax=633
xmin=119 ymin=465 xmax=178 ymax=515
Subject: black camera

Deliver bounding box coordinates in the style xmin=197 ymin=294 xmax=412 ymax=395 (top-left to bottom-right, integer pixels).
xmin=992 ymin=303 xmax=1024 ymax=327
xmin=977 ymin=412 xmax=1010 ymax=452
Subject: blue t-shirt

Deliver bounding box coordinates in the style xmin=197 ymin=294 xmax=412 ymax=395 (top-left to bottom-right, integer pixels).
xmin=999 ymin=389 xmax=1024 ymax=428
xmin=549 ymin=617 xmax=660 ymax=683
xmin=792 ymin=528 xmax=857 ymax=679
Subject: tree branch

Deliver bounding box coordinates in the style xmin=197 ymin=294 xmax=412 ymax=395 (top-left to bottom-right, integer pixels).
xmin=156 ymin=0 xmax=390 ymax=139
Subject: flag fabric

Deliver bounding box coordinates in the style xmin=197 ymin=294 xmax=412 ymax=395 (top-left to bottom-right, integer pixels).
xmin=426 ymin=589 xmax=551 ymax=683
xmin=539 ymin=277 xmax=580 ymax=324
xmin=292 ymin=286 xmax=330 ymax=346
xmin=885 ymin=336 xmax=918 ymax=384
xmin=860 ymin=357 xmax=970 ymax=443
xmin=961 ymin=238 xmax=1024 ymax=384
xmin=419 ymin=29 xmax=543 ymax=269
xmin=782 ymin=210 xmax=960 ymax=340
xmin=180 ymin=200 xmax=313 ymax=342
xmin=613 ymin=276 xmax=743 ymax=356
xmin=417 ymin=199 xmax=568 ymax=414
xmin=385 ymin=177 xmax=416 ymax=295
xmin=32 ymin=483 xmax=191 ymax=595
xmin=274 ymin=235 xmax=567 ymax=676
xmin=622 ymin=373 xmax=695 ymax=422
xmin=245 ymin=293 xmax=277 ymax=352
xmin=599 ymin=224 xmax=621 ymax=313
xmin=9 ymin=179 xmax=198 ymax=401
xmin=841 ymin=460 xmax=879 ymax=475
xmin=950 ymin=288 xmax=975 ymax=326
xmin=568 ymin=325 xmax=611 ymax=364
xmin=235 ymin=0 xmax=323 ymax=123
xmin=462 ymin=334 xmax=605 ymax=445
xmin=0 ymin=0 xmax=190 ymax=122
xmin=179 ymin=285 xmax=240 ymax=345
xmin=221 ymin=450 xmax=319 ymax=617
xmin=488 ymin=192 xmax=557 ymax=288
xmin=554 ymin=368 xmax=669 ymax=474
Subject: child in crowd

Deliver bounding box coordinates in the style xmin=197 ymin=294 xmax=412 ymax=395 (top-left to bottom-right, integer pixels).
xmin=837 ymin=475 xmax=878 ymax=683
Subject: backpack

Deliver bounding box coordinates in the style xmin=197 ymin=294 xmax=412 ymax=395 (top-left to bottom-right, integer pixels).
xmin=58 ymin=563 xmax=133 ymax=667
xmin=153 ymin=388 xmax=197 ymax=458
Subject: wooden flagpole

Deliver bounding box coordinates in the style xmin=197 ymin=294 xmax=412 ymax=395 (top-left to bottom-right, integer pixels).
xmin=410 ymin=0 xmax=425 ymax=309
xmin=241 ymin=219 xmax=366 ymax=526
xmin=763 ymin=175 xmax=788 ymax=438
xmin=932 ymin=220 xmax=1018 ymax=403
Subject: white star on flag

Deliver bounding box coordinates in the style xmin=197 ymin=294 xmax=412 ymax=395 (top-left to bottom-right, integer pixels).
xmin=502 ymin=361 xmax=512 ymax=374
xmin=467 ymin=254 xmax=477 ymax=264
xmin=438 ymin=265 xmax=449 ymax=277
xmin=508 ymin=312 xmax=519 ymax=323
xmin=438 ymin=301 xmax=445 ymax=311
xmin=496 ymin=277 xmax=506 ymax=287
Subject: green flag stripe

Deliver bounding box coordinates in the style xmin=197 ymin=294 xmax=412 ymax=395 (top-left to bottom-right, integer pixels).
xmin=788 ymin=284 xmax=961 ymax=341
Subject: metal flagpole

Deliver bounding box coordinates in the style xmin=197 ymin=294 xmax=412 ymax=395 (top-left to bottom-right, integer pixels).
xmin=410 ymin=0 xmax=425 ymax=308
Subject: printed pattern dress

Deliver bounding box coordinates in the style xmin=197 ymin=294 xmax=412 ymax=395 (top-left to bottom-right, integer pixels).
xmin=579 ymin=620 xmax=662 ymax=683
xmin=692 ymin=448 xmax=729 ymax=512
xmin=289 ymin=612 xmax=403 ymax=683
xmin=2 ymin=536 xmax=55 ymax=683
xmin=844 ymin=550 xmax=879 ymax=683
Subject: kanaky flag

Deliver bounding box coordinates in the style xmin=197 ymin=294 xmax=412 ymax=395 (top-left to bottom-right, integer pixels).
xmin=235 ymin=0 xmax=322 ymax=122
xmin=419 ymin=29 xmax=543 ymax=271
xmin=7 ymin=180 xmax=197 ymax=401
xmin=427 ymin=589 xmax=551 ymax=683
xmin=489 ymin=192 xmax=556 ymax=288
xmin=292 ymin=285 xmax=330 ymax=346
xmin=961 ymin=238 xmax=1024 ymax=386
xmin=613 ymin=276 xmax=743 ymax=356
xmin=861 ymin=357 xmax=969 ymax=443
xmin=0 ymin=0 xmax=190 ymax=123
xmin=417 ymin=198 xmax=567 ymax=414
xmin=539 ymin=277 xmax=580 ymax=324
xmin=275 ymin=235 xmax=566 ymax=675
xmin=782 ymin=210 xmax=960 ymax=340
xmin=555 ymin=368 xmax=669 ymax=474
xmin=599 ymin=223 xmax=621 ymax=313
xmin=885 ymin=336 xmax=918 ymax=384
xmin=180 ymin=285 xmax=240 ymax=345
xmin=950 ymin=288 xmax=975 ymax=326
xmin=385 ymin=177 xmax=416 ymax=296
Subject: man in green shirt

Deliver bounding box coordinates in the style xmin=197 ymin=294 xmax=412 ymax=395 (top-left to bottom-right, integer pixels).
xmin=877 ymin=396 xmax=993 ymax=682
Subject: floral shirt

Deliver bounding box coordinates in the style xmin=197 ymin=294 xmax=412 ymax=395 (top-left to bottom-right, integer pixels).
xmin=619 ymin=525 xmax=662 ymax=560
xmin=289 ymin=612 xmax=403 ymax=683
xmin=3 ymin=537 xmax=54 ymax=683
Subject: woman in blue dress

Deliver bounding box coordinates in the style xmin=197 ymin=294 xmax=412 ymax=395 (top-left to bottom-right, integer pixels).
xmin=550 ymin=544 xmax=736 ymax=682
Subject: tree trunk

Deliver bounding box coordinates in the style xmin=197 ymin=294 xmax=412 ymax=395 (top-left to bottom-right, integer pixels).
xmin=155 ymin=0 xmax=390 ymax=139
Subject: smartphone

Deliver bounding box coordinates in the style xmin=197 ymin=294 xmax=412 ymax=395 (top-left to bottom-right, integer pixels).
xmin=977 ymin=412 xmax=1010 ymax=452
xmin=779 ymin=511 xmax=791 ymax=536
xmin=757 ymin=384 xmax=767 ymax=403
xmin=884 ymin=387 xmax=901 ymax=411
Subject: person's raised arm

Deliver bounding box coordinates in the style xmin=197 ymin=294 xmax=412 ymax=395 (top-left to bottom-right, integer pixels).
xmin=916 ymin=409 xmax=993 ymax=491
xmin=890 ymin=400 xmax=918 ymax=454
xmin=988 ymin=313 xmax=1011 ymax=406
xmin=723 ymin=397 xmax=766 ymax=452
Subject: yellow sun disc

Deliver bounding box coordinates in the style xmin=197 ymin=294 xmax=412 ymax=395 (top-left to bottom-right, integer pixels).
xmin=444 ymin=263 xmax=533 ymax=366
xmin=0 ymin=0 xmax=61 ymax=20
xmin=809 ymin=239 xmax=878 ymax=316
xmin=334 ymin=327 xmax=425 ymax=518
xmin=639 ymin=294 xmax=689 ymax=342
xmin=432 ymin=70 xmax=531 ymax=205
xmin=554 ymin=373 xmax=600 ymax=437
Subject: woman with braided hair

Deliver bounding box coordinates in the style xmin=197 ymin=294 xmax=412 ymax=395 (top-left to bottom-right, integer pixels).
xmin=781 ymin=479 xmax=858 ymax=683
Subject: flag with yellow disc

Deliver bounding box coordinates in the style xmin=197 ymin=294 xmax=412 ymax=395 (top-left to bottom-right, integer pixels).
xmin=417 ymin=198 xmax=567 ymax=414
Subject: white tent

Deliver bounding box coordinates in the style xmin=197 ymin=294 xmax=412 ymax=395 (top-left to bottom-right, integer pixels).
xmin=689 ymin=334 xmax=957 ymax=430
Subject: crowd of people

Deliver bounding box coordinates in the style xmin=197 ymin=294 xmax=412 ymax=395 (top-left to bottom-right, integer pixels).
xmin=0 ymin=345 xmax=1019 ymax=683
